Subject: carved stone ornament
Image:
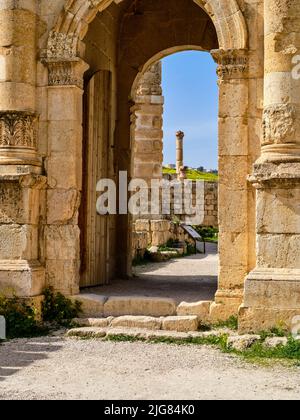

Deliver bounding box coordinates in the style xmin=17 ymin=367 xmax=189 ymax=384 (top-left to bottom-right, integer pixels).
xmin=47 ymin=31 xmax=78 ymax=61
xmin=43 ymin=58 xmax=89 ymax=89
xmin=262 ymin=104 xmax=296 ymax=146
xmin=211 ymin=49 xmax=248 ymax=81
xmin=0 ymin=112 xmax=37 ymax=150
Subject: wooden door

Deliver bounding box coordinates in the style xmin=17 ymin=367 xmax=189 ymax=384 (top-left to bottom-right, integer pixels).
xmin=80 ymin=70 xmax=111 ymax=287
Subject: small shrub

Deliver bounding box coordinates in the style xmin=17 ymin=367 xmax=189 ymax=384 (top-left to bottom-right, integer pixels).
xmin=193 ymin=226 xmax=219 ymax=243
xmin=42 ymin=288 xmax=82 ymax=326
xmin=0 ymin=295 xmax=47 ymax=339
xmin=214 ymin=316 xmax=239 ymax=331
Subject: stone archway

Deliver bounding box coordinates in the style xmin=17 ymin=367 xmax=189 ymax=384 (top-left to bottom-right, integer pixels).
xmin=46 ymin=0 xmax=248 ymax=61
xmin=40 ymin=0 xmax=250 ymax=322
xmin=1 ymin=0 xmax=299 ymax=333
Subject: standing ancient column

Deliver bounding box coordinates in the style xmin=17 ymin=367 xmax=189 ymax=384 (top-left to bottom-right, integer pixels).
xmin=42 ymin=55 xmax=88 ymax=295
xmin=0 ymin=1 xmax=46 ymax=301
xmin=209 ymin=49 xmax=250 ymax=322
xmin=176 ymin=131 xmax=184 ymax=179
xmin=240 ymin=0 xmax=300 ymax=332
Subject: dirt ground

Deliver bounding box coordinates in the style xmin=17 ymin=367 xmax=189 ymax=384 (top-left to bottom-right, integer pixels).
xmin=1 ymin=336 xmax=300 ymax=400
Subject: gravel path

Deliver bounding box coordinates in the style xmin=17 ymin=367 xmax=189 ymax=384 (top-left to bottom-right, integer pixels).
xmin=1 ymin=335 xmax=300 ymax=400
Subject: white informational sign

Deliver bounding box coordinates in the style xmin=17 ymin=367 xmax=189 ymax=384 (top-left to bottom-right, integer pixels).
xmin=181 ymin=224 xmax=202 ymax=240
xmin=0 ymin=316 xmax=6 ymax=340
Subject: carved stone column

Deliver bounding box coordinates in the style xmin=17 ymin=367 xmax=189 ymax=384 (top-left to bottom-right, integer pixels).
xmin=0 ymin=0 xmax=40 ymax=171
xmin=0 ymin=1 xmax=46 ymax=300
xmin=43 ymin=57 xmax=89 ymax=295
xmin=240 ymin=0 xmax=300 ymax=332
xmin=209 ymin=49 xmax=250 ymax=321
xmin=176 ymin=131 xmax=184 ymax=178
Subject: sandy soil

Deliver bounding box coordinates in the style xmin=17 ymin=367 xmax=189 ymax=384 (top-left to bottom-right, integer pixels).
xmin=1 ymin=335 xmax=300 ymax=400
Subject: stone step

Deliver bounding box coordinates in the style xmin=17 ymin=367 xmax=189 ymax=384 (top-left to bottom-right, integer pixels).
xmin=72 ymin=293 xmax=212 ymax=320
xmin=72 ymin=294 xmax=177 ymax=318
xmin=67 ymin=326 xmax=227 ymax=341
xmin=73 ymin=315 xmax=200 ymax=332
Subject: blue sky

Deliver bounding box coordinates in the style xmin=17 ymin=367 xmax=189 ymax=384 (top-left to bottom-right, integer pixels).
xmin=162 ymin=51 xmax=218 ymax=170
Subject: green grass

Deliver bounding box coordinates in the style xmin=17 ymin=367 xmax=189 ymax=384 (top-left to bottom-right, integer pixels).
xmin=163 ymin=167 xmax=218 ymax=182
xmin=193 ymin=226 xmax=219 ymax=243
xmin=213 ymin=316 xmax=239 ymax=331
xmin=104 ymin=332 xmax=300 ymax=365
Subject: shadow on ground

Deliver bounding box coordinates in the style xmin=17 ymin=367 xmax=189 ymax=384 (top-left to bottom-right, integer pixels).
xmin=0 ymin=337 xmax=63 ymax=382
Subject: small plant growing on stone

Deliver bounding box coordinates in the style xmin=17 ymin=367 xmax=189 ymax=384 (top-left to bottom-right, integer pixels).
xmin=0 ymin=294 xmax=48 ymax=339
xmin=214 ymin=316 xmax=239 ymax=331
xmin=42 ymin=288 xmax=82 ymax=327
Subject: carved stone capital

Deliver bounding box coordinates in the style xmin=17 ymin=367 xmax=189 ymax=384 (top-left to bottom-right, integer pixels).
xmin=211 ymin=49 xmax=248 ymax=81
xmin=0 ymin=112 xmax=41 ymax=168
xmin=44 ymin=58 xmax=89 ymax=89
xmin=0 ymin=112 xmax=37 ymax=150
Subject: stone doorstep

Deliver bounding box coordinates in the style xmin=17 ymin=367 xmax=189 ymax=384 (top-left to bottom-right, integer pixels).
xmin=72 ymin=293 xmax=212 ymax=321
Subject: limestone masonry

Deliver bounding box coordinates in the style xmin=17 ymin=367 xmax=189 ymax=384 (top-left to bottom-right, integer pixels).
xmin=0 ymin=0 xmax=299 ymax=332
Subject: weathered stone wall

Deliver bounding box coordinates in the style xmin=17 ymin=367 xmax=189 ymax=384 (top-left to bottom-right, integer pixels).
xmin=203 ymin=182 xmax=218 ymax=228
xmin=132 ymin=219 xmax=196 ymax=260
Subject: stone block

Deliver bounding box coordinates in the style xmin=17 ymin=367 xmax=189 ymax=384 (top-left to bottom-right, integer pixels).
xmin=67 ymin=327 xmax=107 ymax=339
xmin=0 ymin=182 xmax=40 ymax=224
xmin=227 ymin=334 xmax=261 ymax=351
xmin=257 ymin=188 xmax=300 ymax=234
xmin=104 ymin=297 xmax=176 ymax=317
xmin=219 ymin=80 xmax=248 ymax=118
xmin=45 ymin=225 xmax=80 ymax=260
xmin=264 ymin=337 xmax=288 ymax=348
xmin=134 ymin=219 xmax=150 ymax=232
xmin=46 ymin=260 xmax=80 ymax=295
xmin=176 ymin=301 xmax=211 ymax=321
xmin=150 ymin=220 xmax=170 ymax=232
xmin=162 ymin=316 xmax=199 ymax=332
xmin=218 ymin=232 xmax=248 ymax=267
xmin=244 ymin=269 xmax=300 ymax=309
xmin=111 ymin=315 xmax=162 ymax=330
xmin=47 ymin=189 xmax=80 ymax=225
xmin=0 ymin=224 xmax=38 ymax=259
xmin=47 ymin=86 xmax=83 ymax=122
xmin=219 ymin=117 xmax=248 ymax=156
xmin=73 ymin=318 xmax=112 ymax=328
xmin=46 ymin=152 xmax=82 ymax=190
xmin=257 ymin=234 xmax=300 ymax=269
xmin=70 ymin=294 xmax=107 ymax=318
xmin=0 ymin=260 xmax=45 ymax=297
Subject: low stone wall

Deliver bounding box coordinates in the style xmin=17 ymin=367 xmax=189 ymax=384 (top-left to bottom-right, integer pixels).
xmin=203 ymin=182 xmax=218 ymax=228
xmin=132 ymin=219 xmax=197 ymax=259
xmin=161 ymin=175 xmax=218 ymax=228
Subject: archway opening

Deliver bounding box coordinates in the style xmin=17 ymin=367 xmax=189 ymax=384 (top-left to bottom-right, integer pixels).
xmin=129 ymin=50 xmax=219 ymax=304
